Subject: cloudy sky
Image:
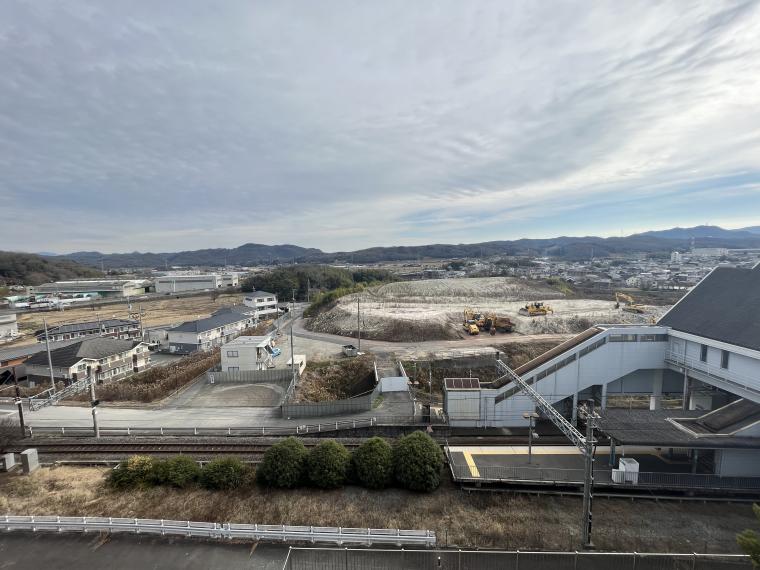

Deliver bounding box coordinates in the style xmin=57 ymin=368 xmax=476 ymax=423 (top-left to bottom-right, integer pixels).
xmin=2 ymin=1 xmax=760 ymax=254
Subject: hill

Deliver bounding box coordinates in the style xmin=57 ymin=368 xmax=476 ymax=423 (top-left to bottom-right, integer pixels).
xmin=48 ymin=225 xmax=760 ymax=268
xmin=0 ymin=252 xmax=104 ymax=286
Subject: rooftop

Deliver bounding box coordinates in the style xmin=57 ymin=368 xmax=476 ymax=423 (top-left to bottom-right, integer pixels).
xmin=658 ymin=265 xmax=760 ymax=351
xmin=169 ymin=311 xmax=249 ymax=334
xmin=40 ymin=319 xmax=138 ymax=336
xmin=25 ymin=338 xmax=140 ymax=368
xmin=223 ymin=335 xmax=272 ymax=348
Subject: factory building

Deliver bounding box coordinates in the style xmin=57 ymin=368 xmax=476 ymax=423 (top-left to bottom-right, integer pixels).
xmin=32 ymin=279 xmax=151 ymax=299
xmin=155 ymin=274 xmax=239 ymax=293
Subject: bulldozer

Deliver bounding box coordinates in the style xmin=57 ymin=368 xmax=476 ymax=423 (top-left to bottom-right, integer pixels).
xmin=614 ymin=292 xmax=646 ymax=314
xmin=518 ymin=302 xmax=554 ymax=317
xmin=483 ymin=313 xmax=515 ymax=333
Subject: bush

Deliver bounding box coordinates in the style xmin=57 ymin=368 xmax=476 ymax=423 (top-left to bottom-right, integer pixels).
xmin=107 ymin=455 xmax=156 ymax=489
xmin=352 ymin=437 xmax=393 ymax=489
xmin=256 ymin=437 xmax=308 ymax=488
xmin=200 ymin=457 xmax=248 ymax=490
xmin=306 ymin=440 xmax=351 ymax=489
xmin=151 ymin=456 xmax=201 ymax=488
xmin=393 ymin=431 xmax=444 ymax=492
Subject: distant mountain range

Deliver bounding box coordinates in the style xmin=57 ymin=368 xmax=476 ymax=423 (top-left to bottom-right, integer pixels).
xmin=40 ymin=225 xmax=760 ymax=269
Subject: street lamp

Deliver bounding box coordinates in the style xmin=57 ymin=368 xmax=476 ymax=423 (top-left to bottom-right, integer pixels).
xmin=522 ymin=411 xmax=539 ymax=464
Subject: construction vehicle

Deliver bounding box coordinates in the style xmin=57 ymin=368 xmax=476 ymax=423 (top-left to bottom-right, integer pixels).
xmin=518 ymin=302 xmax=554 ymax=317
xmin=483 ymin=313 xmax=515 ymax=333
xmin=614 ymin=292 xmax=646 ymax=314
xmin=463 ymin=308 xmax=486 ymax=328
xmin=465 ymin=323 xmax=480 ymax=335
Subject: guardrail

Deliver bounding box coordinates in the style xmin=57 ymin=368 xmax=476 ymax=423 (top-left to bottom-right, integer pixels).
xmin=28 ymin=377 xmax=92 ymax=411
xmin=23 ymin=416 xmax=428 ymax=438
xmin=1 ymin=515 xmax=436 ymax=546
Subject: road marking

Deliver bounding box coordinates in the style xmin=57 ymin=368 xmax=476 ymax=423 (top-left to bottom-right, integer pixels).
xmin=463 ymin=451 xmax=480 ymax=477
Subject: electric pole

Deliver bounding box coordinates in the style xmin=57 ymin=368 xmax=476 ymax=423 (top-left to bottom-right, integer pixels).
xmin=290 ymin=290 xmax=296 ymax=386
xmin=580 ymin=400 xmax=597 ymax=548
xmin=12 ymin=367 xmax=25 ymax=438
xmin=89 ymin=374 xmax=100 ymax=438
xmin=43 ymin=318 xmax=56 ymax=393
xmin=356 ymin=294 xmax=361 ymax=353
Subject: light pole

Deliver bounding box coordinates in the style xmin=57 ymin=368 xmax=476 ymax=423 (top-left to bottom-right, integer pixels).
xmin=522 ymin=411 xmax=539 ymax=464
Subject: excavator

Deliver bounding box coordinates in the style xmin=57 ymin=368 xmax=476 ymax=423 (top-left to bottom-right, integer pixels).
xmin=518 ymin=302 xmax=554 ymax=317
xmin=615 ymin=292 xmax=646 ymax=314
xmin=483 ymin=313 xmax=515 ymax=333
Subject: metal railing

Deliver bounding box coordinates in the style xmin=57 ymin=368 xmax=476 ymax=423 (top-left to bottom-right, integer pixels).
xmin=665 ymin=350 xmax=760 ymax=397
xmin=23 ymin=416 xmax=428 ymax=438
xmin=449 ymin=462 xmax=760 ymax=491
xmin=1 ymin=515 xmax=435 ymax=546
xmin=28 ymin=377 xmax=93 ymax=411
xmin=282 ymin=547 xmax=751 ymax=570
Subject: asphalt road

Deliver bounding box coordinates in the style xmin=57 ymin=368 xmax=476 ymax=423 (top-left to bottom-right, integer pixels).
xmin=0 ymin=532 xmax=289 ymax=569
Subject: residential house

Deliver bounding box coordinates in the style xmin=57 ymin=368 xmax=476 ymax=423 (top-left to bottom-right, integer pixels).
xmin=36 ymin=318 xmax=140 ymax=343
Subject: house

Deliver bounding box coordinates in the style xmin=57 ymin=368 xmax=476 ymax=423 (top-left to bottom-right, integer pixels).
xmin=36 ymin=318 xmax=140 ymax=343
xmin=220 ymin=335 xmax=275 ymax=371
xmin=243 ymin=291 xmax=279 ymax=320
xmin=167 ymin=310 xmax=253 ymax=354
xmin=31 ymin=280 xmax=152 ymax=299
xmin=24 ymin=338 xmax=149 ymax=385
xmin=0 ymin=313 xmax=18 ymax=343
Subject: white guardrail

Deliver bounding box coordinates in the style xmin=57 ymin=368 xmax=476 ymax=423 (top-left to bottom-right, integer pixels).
xmin=1 ymin=515 xmax=436 ymax=546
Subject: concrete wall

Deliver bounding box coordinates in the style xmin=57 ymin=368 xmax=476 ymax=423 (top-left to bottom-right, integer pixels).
xmin=378 ymin=377 xmax=408 ymax=393
xmin=281 ymin=393 xmax=374 ymax=418
xmin=716 ymin=449 xmax=760 ymax=477
xmin=208 ymin=368 xmax=292 ymax=383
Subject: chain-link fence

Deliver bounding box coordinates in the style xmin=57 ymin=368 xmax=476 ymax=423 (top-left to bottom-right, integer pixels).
xmin=281 ymin=547 xmax=752 ymax=570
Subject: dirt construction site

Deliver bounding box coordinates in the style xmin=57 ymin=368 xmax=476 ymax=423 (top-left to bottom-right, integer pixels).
xmin=306 ymin=277 xmax=667 ymax=342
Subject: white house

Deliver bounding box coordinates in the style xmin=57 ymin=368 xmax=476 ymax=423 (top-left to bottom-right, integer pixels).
xmin=167 ymin=309 xmax=254 ymax=354
xmin=243 ymin=291 xmax=279 ymax=319
xmin=24 ymin=338 xmax=150 ymax=385
xmin=0 ymin=313 xmax=18 ymax=343
xmin=220 ymin=335 xmax=275 ymax=371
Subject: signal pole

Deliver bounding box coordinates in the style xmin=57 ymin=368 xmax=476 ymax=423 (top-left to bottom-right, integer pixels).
xmin=43 ymin=318 xmax=56 ymax=393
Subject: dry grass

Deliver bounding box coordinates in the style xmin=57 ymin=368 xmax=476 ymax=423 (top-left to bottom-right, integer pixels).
xmin=0 ymin=466 xmax=752 ymax=552
xmin=295 ymin=356 xmax=376 ymax=402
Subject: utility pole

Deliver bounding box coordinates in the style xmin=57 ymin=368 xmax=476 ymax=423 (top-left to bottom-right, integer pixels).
xmin=356 ymin=295 xmax=361 ymax=353
xmin=523 ymin=411 xmax=539 ymax=464
xmin=89 ymin=374 xmax=100 ymax=438
xmin=43 ymin=318 xmax=56 ymax=393
xmin=12 ymin=367 xmax=25 ymax=438
xmin=580 ymin=400 xmax=597 ymax=549
xmin=306 ymin=278 xmax=310 ymax=303
xmin=290 ymin=290 xmax=296 ymax=386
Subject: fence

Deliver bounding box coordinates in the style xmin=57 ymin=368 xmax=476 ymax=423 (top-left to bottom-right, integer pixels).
xmin=207 ymin=368 xmax=293 ymax=384
xmin=28 ymin=377 xmax=92 ymax=411
xmin=281 ymin=547 xmax=752 ymax=570
xmin=1 ymin=516 xmax=435 ymax=546
xmin=448 ymin=460 xmax=760 ymax=492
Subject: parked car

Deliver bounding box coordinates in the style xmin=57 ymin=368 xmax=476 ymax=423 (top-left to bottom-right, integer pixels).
xmin=271 ymin=347 xmax=282 ymax=357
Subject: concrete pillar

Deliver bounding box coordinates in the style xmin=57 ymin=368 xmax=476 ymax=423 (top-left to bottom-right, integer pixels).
xmin=20 ymin=449 xmax=39 ymax=474
xmin=682 ymin=370 xmax=690 ymax=411
xmin=601 ymin=383 xmax=608 ymax=410
xmin=1 ymin=453 xmax=15 ymax=472
xmin=650 ymin=370 xmax=663 ymax=411
xmin=609 ymin=440 xmax=616 ymax=467
xmin=571 ymin=391 xmax=579 ymax=425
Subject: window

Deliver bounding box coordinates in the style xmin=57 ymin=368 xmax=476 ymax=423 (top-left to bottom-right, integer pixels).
xmin=721 ymin=350 xmax=730 ymax=369
xmin=700 ymin=344 xmax=708 ymax=363
xmin=228 ymin=366 xmax=239 ymax=372
xmin=226 ymin=350 xmax=239 ymax=357
xmin=609 ymin=334 xmax=637 ymax=342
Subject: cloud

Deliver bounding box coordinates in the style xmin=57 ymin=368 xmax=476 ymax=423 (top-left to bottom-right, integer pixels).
xmin=1 ymin=0 xmax=759 ymax=253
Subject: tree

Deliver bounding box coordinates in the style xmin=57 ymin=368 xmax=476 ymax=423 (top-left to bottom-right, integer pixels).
xmin=306 ymin=440 xmax=351 ymax=489
xmin=151 ymin=456 xmax=201 ymax=488
xmin=738 ymin=503 xmax=760 ymax=567
xmin=393 ymin=431 xmax=444 ymax=492
xmin=200 ymin=457 xmax=247 ymax=490
xmin=256 ymin=437 xmax=308 ymax=488
xmin=352 ymin=437 xmax=393 ymax=489
xmin=107 ymin=455 xmax=155 ymax=489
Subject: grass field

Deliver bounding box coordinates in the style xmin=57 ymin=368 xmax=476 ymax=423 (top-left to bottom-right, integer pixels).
xmin=0 ymin=466 xmax=752 ymax=552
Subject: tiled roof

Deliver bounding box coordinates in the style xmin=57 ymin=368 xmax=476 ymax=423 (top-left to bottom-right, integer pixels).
xmin=169 ymin=311 xmax=249 ymax=334
xmin=25 ymin=338 xmax=139 ymax=368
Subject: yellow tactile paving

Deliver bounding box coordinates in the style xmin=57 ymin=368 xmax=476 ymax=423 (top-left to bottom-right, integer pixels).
xmin=462 ymin=451 xmax=480 ymax=477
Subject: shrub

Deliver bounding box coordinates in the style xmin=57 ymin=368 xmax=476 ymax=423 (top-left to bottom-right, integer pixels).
xmin=256 ymin=437 xmax=308 ymax=488
xmin=200 ymin=457 xmax=247 ymax=490
xmin=352 ymin=437 xmax=393 ymax=489
xmin=306 ymin=440 xmax=351 ymax=489
xmin=393 ymin=431 xmax=444 ymax=492
xmin=151 ymin=456 xmax=201 ymax=488
xmin=107 ymin=455 xmax=156 ymax=489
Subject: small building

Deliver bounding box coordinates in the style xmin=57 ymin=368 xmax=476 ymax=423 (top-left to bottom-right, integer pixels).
xmin=243 ymin=291 xmax=279 ymax=319
xmin=167 ymin=310 xmax=253 ymax=354
xmin=36 ymin=318 xmax=140 ymax=343
xmin=0 ymin=313 xmax=18 ymax=343
xmin=221 ymin=335 xmax=275 ymax=371
xmin=31 ymin=279 xmax=151 ymax=299
xmin=24 ymin=338 xmax=150 ymax=385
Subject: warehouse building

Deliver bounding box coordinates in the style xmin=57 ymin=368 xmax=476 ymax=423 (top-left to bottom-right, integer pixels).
xmin=32 ymin=279 xmax=151 ymax=299
xmin=155 ymin=274 xmax=239 ymax=293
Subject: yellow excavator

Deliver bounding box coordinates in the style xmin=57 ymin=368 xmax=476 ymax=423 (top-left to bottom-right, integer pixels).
xmin=519 ymin=302 xmax=554 ymax=317
xmin=615 ymin=292 xmax=646 ymax=314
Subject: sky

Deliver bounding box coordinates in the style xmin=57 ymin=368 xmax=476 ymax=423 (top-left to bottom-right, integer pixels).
xmin=2 ymin=1 xmax=760 ymax=254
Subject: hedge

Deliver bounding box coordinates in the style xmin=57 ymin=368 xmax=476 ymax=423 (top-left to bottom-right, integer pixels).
xmin=306 ymin=440 xmax=351 ymax=489
xmin=392 ymin=431 xmax=444 ymax=492
xmin=256 ymin=437 xmax=308 ymax=488
xmin=352 ymin=437 xmax=393 ymax=489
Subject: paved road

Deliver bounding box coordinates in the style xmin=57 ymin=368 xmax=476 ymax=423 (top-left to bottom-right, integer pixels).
xmin=0 ymin=532 xmax=288 ymax=569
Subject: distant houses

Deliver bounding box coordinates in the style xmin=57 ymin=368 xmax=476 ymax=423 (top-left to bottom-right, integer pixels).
xmin=36 ymin=318 xmax=141 ymax=343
